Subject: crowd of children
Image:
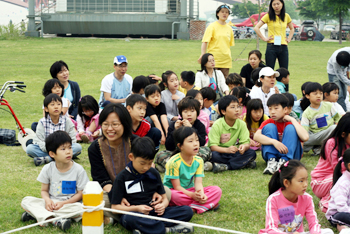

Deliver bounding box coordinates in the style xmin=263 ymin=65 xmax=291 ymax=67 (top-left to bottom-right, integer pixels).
xmin=19 ymin=42 xmax=350 ymax=233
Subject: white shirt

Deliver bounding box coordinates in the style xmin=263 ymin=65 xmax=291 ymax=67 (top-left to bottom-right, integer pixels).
xmin=195 ymin=70 xmax=229 ymax=94
xmin=249 ymin=87 xmax=276 ymax=116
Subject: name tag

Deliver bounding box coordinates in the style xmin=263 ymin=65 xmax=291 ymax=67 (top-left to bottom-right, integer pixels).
xmin=316 ymin=116 xmax=327 ymax=128
xmin=220 ymin=133 xmax=231 ymax=144
xmin=274 ymin=36 xmax=282 ymax=45
xmin=62 ymin=181 xmax=76 ymax=194
xmin=125 ymin=181 xmax=142 ymax=194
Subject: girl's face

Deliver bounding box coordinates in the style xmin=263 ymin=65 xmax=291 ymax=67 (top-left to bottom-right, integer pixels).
xmin=166 ymin=74 xmax=179 ymax=91
xmin=205 ymin=55 xmax=215 ymax=69
xmin=101 ymin=112 xmax=124 ymax=143
xmin=249 ymin=54 xmax=261 ymax=69
xmin=51 ymin=84 xmax=62 ymax=97
xmin=271 ymin=0 xmax=283 ymax=13
xmin=195 ymin=93 xmax=204 ymax=109
xmin=217 ymin=8 xmax=230 ymax=21
xmin=44 ymin=100 xmax=62 ymax=117
xmin=178 ymin=132 xmax=199 ymax=156
xmin=306 ymin=90 xmax=323 ymax=105
xmin=56 ymin=66 xmax=69 ymax=83
xmin=325 ymin=89 xmax=339 ymax=102
xmin=251 ymin=108 xmax=263 ymax=122
xmin=261 ymin=75 xmax=276 ymax=88
xmin=82 ymin=107 xmax=94 ymax=117
xmin=284 ymin=167 xmax=308 ymax=197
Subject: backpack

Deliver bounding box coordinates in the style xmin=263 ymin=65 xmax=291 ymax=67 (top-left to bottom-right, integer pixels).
xmin=0 ymin=129 xmax=18 ymax=146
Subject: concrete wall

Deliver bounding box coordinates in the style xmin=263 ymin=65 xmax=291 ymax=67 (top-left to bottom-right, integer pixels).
xmin=0 ymin=1 xmax=28 ymax=25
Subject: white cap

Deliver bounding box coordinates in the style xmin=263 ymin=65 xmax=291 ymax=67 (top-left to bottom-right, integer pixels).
xmin=259 ymin=67 xmax=280 ymax=78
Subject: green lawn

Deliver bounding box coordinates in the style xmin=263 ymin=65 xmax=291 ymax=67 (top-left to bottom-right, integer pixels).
xmin=0 ymin=38 xmax=349 ymax=234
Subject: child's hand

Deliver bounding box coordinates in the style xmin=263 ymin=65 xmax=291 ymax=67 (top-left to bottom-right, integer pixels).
xmin=45 ymin=199 xmax=55 ymax=212
xmin=182 ymin=119 xmax=192 ymax=127
xmin=172 ymin=94 xmax=180 ymax=100
xmin=53 ymin=201 xmax=65 ymax=210
xmin=238 ymin=145 xmax=247 ymax=154
xmin=174 ymin=120 xmax=183 ymax=130
xmin=151 ymin=193 xmax=163 ymax=206
xmin=137 ymin=205 xmax=153 ymax=215
xmin=283 ymin=115 xmax=293 ymax=122
xmin=273 ymin=140 xmax=288 ymax=154
xmin=161 ymin=134 xmax=166 ymax=145
xmin=153 ymin=203 xmax=166 ymax=216
xmin=149 ymin=74 xmax=162 ymax=82
xmin=92 ymin=130 xmax=100 ymax=138
xmin=226 ymin=146 xmax=238 ymax=154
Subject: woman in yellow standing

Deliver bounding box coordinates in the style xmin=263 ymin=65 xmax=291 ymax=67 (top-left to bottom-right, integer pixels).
xmin=198 ymin=5 xmax=234 ymax=79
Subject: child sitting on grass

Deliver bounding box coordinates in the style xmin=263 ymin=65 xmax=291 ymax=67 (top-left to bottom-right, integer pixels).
xmin=322 ymin=82 xmax=345 ymax=116
xmin=21 ymin=131 xmax=89 ymax=231
xmin=254 ymin=94 xmax=309 ymax=175
xmin=275 ymin=67 xmax=290 ymax=94
xmin=179 ymin=70 xmax=200 ymax=95
xmin=294 ymin=81 xmax=312 ymax=119
xmin=230 ymin=86 xmax=251 ymax=119
xmin=110 ymin=137 xmax=193 ymax=234
xmin=301 ymin=82 xmax=341 ymax=155
xmin=131 ymin=75 xmax=150 ymax=96
xmin=164 ymin=127 xmax=222 ymax=214
xmin=282 ymin=92 xmax=300 ymax=122
xmin=26 ymin=94 xmax=82 ymax=166
xmin=126 ymin=94 xmax=161 ymax=151
xmin=200 ymin=87 xmax=218 ymax=124
xmin=208 ymin=95 xmax=257 ymax=173
xmin=225 ymin=73 xmax=250 ymax=93
xmin=144 ymin=84 xmax=169 ymax=145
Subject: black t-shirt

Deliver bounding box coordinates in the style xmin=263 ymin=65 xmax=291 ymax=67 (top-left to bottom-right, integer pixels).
xmin=110 ymin=167 xmax=165 ymax=206
xmin=146 ymin=102 xmax=167 ymax=118
xmin=240 ymin=63 xmax=266 ymax=89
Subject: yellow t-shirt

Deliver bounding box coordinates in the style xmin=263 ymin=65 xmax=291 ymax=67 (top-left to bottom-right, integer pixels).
xmin=261 ymin=13 xmax=292 ymax=45
xmin=243 ymin=114 xmax=269 ymax=139
xmin=178 ymin=86 xmax=201 ymax=95
xmin=202 ymin=21 xmax=235 ymax=68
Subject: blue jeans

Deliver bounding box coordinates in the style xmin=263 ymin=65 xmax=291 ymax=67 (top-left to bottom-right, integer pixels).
xmin=329 ymin=212 xmax=350 ymax=227
xmin=329 ymin=73 xmax=347 ymax=111
xmin=265 ymin=44 xmax=289 ymax=69
xmin=26 ymin=143 xmax=82 ymax=158
xmin=261 ymin=123 xmax=302 ymax=162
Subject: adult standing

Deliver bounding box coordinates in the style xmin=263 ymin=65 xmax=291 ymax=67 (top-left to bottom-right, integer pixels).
xmin=327 ymin=47 xmax=350 ymax=111
xmin=99 ymin=55 xmax=133 ymax=107
xmin=88 ymin=103 xmax=162 ymax=224
xmin=198 ymin=5 xmax=234 ymax=79
xmin=254 ymin=0 xmax=294 ymax=71
xmin=50 ymin=60 xmax=81 ymax=120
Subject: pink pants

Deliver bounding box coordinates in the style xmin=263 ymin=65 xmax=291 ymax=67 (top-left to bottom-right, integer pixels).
xmin=169 ymin=186 xmax=222 ymax=214
xmin=311 ymin=175 xmax=333 ymax=213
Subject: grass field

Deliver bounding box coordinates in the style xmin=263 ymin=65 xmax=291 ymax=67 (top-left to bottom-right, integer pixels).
xmin=0 ymin=38 xmax=350 ymax=234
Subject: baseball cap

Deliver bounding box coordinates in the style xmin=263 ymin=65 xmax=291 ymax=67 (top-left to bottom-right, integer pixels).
xmin=114 ymin=55 xmax=128 ymax=65
xmin=259 ymin=67 xmax=280 ymax=78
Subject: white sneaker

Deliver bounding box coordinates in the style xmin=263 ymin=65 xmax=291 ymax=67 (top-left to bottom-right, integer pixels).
xmin=276 ymin=159 xmax=287 ymax=172
xmin=263 ymin=158 xmax=278 ymax=175
xmin=204 ymin=162 xmax=213 ymax=171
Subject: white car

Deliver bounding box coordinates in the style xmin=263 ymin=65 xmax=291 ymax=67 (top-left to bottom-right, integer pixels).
xmin=323 ymin=25 xmax=335 ymax=31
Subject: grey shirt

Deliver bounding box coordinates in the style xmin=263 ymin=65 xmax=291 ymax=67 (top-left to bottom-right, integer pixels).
xmin=327 ymin=47 xmax=350 ymax=86
xmin=161 ymin=89 xmax=185 ymax=120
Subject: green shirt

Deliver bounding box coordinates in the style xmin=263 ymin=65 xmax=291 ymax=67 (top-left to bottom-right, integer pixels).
xmin=163 ymin=153 xmax=204 ymax=189
xmin=301 ymin=101 xmax=340 ymax=133
xmin=208 ymin=117 xmax=250 ymax=148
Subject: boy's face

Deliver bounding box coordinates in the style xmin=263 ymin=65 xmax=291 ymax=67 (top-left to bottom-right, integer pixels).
xmin=325 ymin=89 xmax=339 ymax=102
xmin=268 ymin=104 xmax=288 ymax=122
xmin=44 ymin=100 xmax=62 ymax=117
xmin=306 ymin=90 xmax=323 ymax=105
xmin=282 ymin=75 xmax=290 ymax=85
xmin=181 ymin=108 xmax=197 ymax=125
xmin=128 ymin=153 xmax=153 ymax=174
xmin=127 ymin=102 xmax=147 ymax=122
xmin=178 ymin=132 xmax=199 ymax=156
xmin=228 ymin=84 xmax=238 ymax=91
xmin=221 ymin=101 xmax=241 ymax=120
xmin=146 ymin=91 xmax=161 ymax=107
xmin=49 ymin=142 xmax=73 ymax=163
xmin=180 ymin=77 xmax=187 ymax=89
xmin=203 ymin=98 xmax=214 ymax=109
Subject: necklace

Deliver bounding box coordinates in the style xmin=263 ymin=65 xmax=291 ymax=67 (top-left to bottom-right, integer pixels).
xmin=261 ymin=87 xmax=270 ymax=98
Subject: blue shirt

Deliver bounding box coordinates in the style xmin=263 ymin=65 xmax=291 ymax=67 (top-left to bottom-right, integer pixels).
xmin=64 ymin=83 xmax=73 ymax=102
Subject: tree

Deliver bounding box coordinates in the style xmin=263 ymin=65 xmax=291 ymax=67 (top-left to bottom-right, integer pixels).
xmin=231 ymin=1 xmax=259 ymax=18
xmin=328 ymin=0 xmax=349 ymax=44
xmin=297 ymin=0 xmax=319 ymax=23
xmin=284 ymin=0 xmax=299 ymax=20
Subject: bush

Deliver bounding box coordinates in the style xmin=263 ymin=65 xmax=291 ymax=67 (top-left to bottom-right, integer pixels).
xmin=0 ymin=22 xmax=24 ymax=40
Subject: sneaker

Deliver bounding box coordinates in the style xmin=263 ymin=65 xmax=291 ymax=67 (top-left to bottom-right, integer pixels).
xmin=53 ymin=218 xmax=71 ymax=231
xmin=76 ymin=135 xmax=82 ymax=143
xmin=204 ymin=161 xmax=213 ymax=171
xmin=21 ymin=211 xmax=35 ymax=222
xmin=166 ymin=224 xmax=194 ymax=233
xmin=211 ymin=203 xmax=220 ymax=211
xmin=33 ymin=156 xmax=52 ymax=166
xmin=212 ymin=163 xmax=228 ymax=173
xmin=263 ymin=158 xmax=278 ymax=175
xmin=276 ymin=158 xmax=287 ymax=172
xmin=104 ymin=216 xmax=116 ymax=225
xmin=245 ymin=161 xmax=257 ymax=169
xmin=133 ymin=230 xmax=142 ymax=234
xmin=81 ymin=133 xmax=90 ymax=143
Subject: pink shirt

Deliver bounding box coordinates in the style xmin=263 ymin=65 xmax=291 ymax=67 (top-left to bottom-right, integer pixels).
xmin=311 ymin=138 xmax=348 ymax=181
xmin=197 ymin=109 xmax=210 ymax=135
xmin=259 ymin=188 xmax=321 ymax=234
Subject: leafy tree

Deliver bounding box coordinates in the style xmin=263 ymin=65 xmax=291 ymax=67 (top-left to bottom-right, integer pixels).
xmin=231 ymin=1 xmax=259 ymax=18
xmin=284 ymin=0 xmax=298 ymax=20
xmin=328 ymin=0 xmax=349 ymax=44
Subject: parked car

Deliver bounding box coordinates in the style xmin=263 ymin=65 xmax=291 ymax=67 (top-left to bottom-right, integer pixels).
xmin=323 ymin=25 xmax=335 ymax=31
xmin=286 ymin=27 xmax=300 ymax=40
xmin=330 ymin=25 xmax=350 ymax=40
xmin=299 ymin=20 xmax=318 ymax=41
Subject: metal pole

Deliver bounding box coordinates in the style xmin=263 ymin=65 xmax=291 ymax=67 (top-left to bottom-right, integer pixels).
xmin=189 ymin=0 xmax=193 ymax=19
xmin=25 ymin=0 xmax=40 ymax=37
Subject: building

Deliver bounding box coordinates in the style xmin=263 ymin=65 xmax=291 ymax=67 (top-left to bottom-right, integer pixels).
xmin=0 ymin=0 xmax=28 ymax=25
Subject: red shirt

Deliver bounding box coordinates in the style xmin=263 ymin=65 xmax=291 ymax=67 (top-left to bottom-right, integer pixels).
xmin=133 ymin=119 xmax=151 ymax=137
xmin=259 ymin=119 xmax=292 ymax=141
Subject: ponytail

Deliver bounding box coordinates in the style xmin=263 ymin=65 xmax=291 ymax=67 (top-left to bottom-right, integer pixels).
xmin=300 ymin=98 xmax=310 ymax=111
xmin=268 ymin=170 xmax=282 ymax=195
xmin=159 ymin=70 xmax=175 ymax=92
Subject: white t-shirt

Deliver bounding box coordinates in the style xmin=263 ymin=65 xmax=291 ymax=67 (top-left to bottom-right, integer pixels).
xmin=37 ymin=161 xmax=89 ymax=201
xmin=100 ymin=72 xmax=133 ymax=96
xmin=249 ymin=87 xmax=276 ymax=116
xmin=332 ymin=102 xmax=346 ymax=115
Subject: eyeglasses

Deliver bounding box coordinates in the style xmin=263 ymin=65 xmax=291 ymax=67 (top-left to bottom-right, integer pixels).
xmin=230 ymin=106 xmax=242 ymax=110
xmin=102 ymin=122 xmax=122 ymax=129
xmin=82 ymin=110 xmax=94 ymax=115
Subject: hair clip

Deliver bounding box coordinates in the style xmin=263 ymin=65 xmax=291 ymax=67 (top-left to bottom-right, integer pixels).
xmin=339 ymin=157 xmax=343 ymax=162
xmin=284 ymin=161 xmax=289 ymax=167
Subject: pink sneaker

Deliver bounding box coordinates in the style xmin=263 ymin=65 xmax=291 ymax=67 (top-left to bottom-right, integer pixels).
xmin=76 ymin=134 xmax=82 ymax=143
